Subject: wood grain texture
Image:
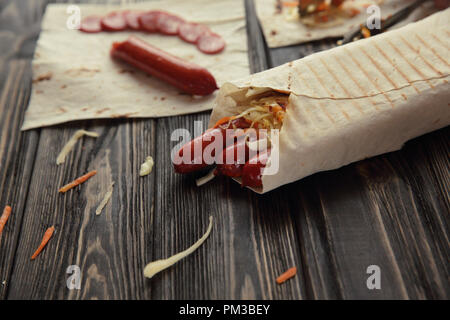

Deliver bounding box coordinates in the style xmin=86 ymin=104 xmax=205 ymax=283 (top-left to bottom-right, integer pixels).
xmin=0 ymin=60 xmax=40 ymax=300
xmin=0 ymin=0 xmax=448 ymax=300
xmin=7 ymin=119 xmax=156 ymax=299
xmin=0 ymin=0 xmax=46 ymax=299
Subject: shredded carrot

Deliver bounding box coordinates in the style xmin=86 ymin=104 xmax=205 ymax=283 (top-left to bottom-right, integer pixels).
xmin=315 ymin=14 xmax=329 ymax=23
xmin=0 ymin=205 xmax=12 ymax=236
xmin=276 ymin=112 xmax=284 ymax=123
xmin=59 ymin=170 xmax=97 ymax=193
xmin=276 ymin=267 xmax=297 ymax=284
xmin=317 ymin=3 xmax=330 ymax=11
xmin=349 ymin=8 xmax=361 ymax=17
xmin=282 ymin=1 xmax=299 ymax=7
xmin=31 ymin=226 xmax=55 ymax=260
xmin=271 ymin=105 xmax=283 ymax=114
xmin=213 ymin=116 xmax=236 ymax=128
xmin=361 ymin=26 xmax=371 ymax=39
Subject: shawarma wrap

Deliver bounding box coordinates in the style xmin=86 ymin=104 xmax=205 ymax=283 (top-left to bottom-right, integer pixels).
xmin=208 ymin=9 xmax=450 ymax=193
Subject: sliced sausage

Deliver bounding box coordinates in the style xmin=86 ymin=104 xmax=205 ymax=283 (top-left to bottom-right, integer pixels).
xmin=197 ymin=32 xmax=226 ymax=54
xmin=79 ymin=15 xmax=102 ymax=33
xmin=123 ymin=11 xmax=143 ymax=30
xmin=156 ymin=12 xmax=185 ymax=35
xmin=179 ymin=22 xmax=210 ymax=43
xmin=138 ymin=10 xmax=163 ymax=32
xmin=101 ymin=12 xmax=127 ymax=31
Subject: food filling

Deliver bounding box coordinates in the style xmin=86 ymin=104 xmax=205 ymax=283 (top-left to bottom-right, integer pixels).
xmin=174 ymin=91 xmax=290 ymax=188
xmin=214 ymin=92 xmax=289 ymax=133
xmin=293 ymin=0 xmax=382 ymax=26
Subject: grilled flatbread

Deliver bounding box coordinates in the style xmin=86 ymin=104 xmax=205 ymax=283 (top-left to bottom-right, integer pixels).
xmin=210 ymin=9 xmax=450 ymax=193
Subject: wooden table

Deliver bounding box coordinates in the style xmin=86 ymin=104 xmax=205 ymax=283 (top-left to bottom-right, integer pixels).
xmin=0 ymin=0 xmax=448 ymax=300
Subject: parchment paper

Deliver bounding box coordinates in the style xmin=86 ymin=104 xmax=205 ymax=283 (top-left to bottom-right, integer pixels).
xmin=22 ymin=0 xmax=250 ymax=130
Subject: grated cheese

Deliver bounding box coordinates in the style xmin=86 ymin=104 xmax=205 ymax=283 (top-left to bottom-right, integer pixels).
xmin=143 ymin=216 xmax=214 ymax=279
xmin=95 ymin=182 xmax=114 ymax=216
xmin=56 ymin=130 xmax=99 ymax=165
xmin=139 ymin=156 xmax=154 ymax=176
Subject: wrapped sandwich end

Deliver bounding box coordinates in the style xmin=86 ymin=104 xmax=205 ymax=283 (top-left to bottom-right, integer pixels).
xmin=210 ymin=82 xmax=294 ymax=193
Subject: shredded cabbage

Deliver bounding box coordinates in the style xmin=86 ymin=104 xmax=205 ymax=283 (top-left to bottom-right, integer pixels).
xmin=139 ymin=156 xmax=154 ymax=176
xmin=235 ymin=94 xmax=288 ymax=131
xmin=96 ymin=182 xmax=114 ymax=216
xmin=143 ymin=216 xmax=213 ymax=279
xmin=57 ymin=130 xmax=99 ymax=165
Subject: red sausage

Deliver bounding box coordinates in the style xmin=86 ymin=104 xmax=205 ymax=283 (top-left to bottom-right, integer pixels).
xmin=156 ymin=12 xmax=185 ymax=35
xmin=173 ymin=119 xmax=250 ymax=174
xmin=434 ymin=0 xmax=449 ymax=9
xmin=138 ymin=11 xmax=163 ymax=32
xmin=332 ymin=0 xmax=345 ymax=6
xmin=111 ymin=36 xmax=218 ymax=96
xmin=123 ymin=11 xmax=143 ymax=30
xmin=179 ymin=22 xmax=210 ymax=43
xmin=101 ymin=12 xmax=127 ymax=31
xmin=80 ymin=15 xmax=102 ymax=33
xmin=214 ymin=138 xmax=250 ymax=177
xmin=241 ymin=149 xmax=271 ymax=188
xmin=197 ymin=32 xmax=226 ymax=54
xmin=173 ymin=127 xmax=225 ymax=174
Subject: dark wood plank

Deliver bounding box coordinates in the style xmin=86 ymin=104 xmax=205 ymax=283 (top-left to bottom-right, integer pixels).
xmin=356 ymin=129 xmax=450 ymax=299
xmin=0 ymin=60 xmax=40 ymax=300
xmin=0 ymin=0 xmax=46 ymax=299
xmin=7 ymin=119 xmax=157 ymax=299
xmin=245 ymin=0 xmax=270 ymax=72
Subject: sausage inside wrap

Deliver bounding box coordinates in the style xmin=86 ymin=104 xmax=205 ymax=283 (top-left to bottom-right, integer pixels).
xmin=209 ymin=9 xmax=450 ymax=193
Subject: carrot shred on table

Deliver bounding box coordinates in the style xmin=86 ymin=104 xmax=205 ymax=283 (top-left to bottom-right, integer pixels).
xmin=31 ymin=226 xmax=55 ymax=260
xmin=59 ymin=170 xmax=97 ymax=193
xmin=0 ymin=205 xmax=12 ymax=236
xmin=276 ymin=267 xmax=297 ymax=284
